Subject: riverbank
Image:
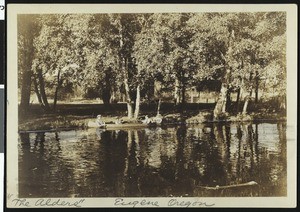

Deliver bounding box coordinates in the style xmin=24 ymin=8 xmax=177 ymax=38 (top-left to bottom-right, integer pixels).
xmin=18 ymin=110 xmax=286 ymax=132
xmin=186 ymin=111 xmax=286 ymax=123
xmin=18 ymin=103 xmax=212 ymax=131
xmin=18 ymin=115 xmax=133 ymax=132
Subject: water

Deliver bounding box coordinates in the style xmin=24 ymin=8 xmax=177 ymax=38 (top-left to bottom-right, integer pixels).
xmin=18 ymin=122 xmax=287 ymax=197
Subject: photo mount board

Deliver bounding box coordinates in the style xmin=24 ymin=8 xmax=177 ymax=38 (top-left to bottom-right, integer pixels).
xmin=6 ymin=3 xmax=297 ymax=208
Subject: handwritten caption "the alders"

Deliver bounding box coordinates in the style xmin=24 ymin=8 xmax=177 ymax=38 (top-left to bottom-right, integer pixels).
xmin=8 ymin=194 xmax=85 ymax=208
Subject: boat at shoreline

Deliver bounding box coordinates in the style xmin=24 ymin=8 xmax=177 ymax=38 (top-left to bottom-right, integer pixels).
xmin=87 ymin=121 xmax=159 ymax=129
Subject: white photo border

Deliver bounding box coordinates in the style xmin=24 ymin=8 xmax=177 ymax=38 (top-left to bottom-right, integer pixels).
xmin=6 ymin=4 xmax=297 ymax=208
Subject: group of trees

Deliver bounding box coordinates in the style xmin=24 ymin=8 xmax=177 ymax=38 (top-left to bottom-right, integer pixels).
xmin=18 ymin=12 xmax=286 ymax=119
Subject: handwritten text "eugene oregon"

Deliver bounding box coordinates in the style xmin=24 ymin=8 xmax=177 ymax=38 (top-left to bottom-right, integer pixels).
xmin=114 ymin=198 xmax=215 ymax=208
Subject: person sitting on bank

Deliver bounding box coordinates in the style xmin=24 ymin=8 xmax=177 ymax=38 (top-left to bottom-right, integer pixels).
xmin=96 ymin=115 xmax=105 ymax=127
xmin=115 ymin=117 xmax=123 ymax=125
xmin=153 ymin=113 xmax=163 ymax=124
xmin=142 ymin=115 xmax=151 ymax=124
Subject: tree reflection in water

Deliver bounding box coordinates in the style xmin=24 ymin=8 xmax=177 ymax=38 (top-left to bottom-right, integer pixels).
xmin=18 ymin=122 xmax=287 ymax=197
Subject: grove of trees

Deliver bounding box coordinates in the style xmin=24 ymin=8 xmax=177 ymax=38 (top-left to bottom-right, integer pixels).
xmin=18 ymin=12 xmax=286 ymax=120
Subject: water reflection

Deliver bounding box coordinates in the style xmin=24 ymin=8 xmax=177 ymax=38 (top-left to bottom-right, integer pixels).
xmin=18 ymin=122 xmax=287 ymax=197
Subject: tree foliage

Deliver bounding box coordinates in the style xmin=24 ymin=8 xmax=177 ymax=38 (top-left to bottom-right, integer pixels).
xmin=18 ymin=12 xmax=286 ymax=117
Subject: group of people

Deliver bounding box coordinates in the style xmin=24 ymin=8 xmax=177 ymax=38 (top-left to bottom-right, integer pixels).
xmin=96 ymin=115 xmax=123 ymax=127
xmin=141 ymin=114 xmax=163 ymax=124
xmin=96 ymin=113 xmax=163 ymax=127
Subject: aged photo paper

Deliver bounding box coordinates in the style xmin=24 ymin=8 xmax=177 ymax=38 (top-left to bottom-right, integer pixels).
xmin=6 ymin=4 xmax=297 ymax=208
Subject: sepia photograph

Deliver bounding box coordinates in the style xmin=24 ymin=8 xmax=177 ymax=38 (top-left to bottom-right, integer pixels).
xmin=6 ymin=4 xmax=297 ymax=208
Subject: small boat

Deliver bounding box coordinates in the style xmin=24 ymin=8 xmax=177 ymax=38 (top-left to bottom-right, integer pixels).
xmin=87 ymin=121 xmax=158 ymax=129
xmin=197 ymin=181 xmax=258 ymax=190
xmin=87 ymin=121 xmax=106 ymax=128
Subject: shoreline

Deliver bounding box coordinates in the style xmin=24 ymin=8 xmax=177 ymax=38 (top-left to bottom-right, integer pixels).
xmin=18 ymin=112 xmax=286 ymax=132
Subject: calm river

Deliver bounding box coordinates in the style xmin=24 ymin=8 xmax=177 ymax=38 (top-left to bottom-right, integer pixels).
xmin=18 ymin=122 xmax=286 ymax=197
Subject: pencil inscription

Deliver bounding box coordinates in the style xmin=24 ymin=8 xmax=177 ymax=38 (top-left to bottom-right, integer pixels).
xmin=10 ymin=196 xmax=85 ymax=208
xmin=114 ymin=198 xmax=160 ymax=207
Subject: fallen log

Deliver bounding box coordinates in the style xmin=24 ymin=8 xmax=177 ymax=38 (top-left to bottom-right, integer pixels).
xmin=197 ymin=181 xmax=258 ymax=190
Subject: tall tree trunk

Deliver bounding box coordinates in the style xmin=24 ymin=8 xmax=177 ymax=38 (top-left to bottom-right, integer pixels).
xmin=254 ymin=123 xmax=259 ymax=163
xmin=255 ymin=71 xmax=259 ymax=103
xmin=236 ymin=87 xmax=241 ymax=113
xmin=53 ymin=70 xmax=61 ymax=112
xmin=37 ymin=69 xmax=50 ymax=110
xmin=110 ymin=90 xmax=116 ymax=103
xmin=226 ymin=90 xmax=231 ymax=112
xmin=242 ymin=72 xmax=254 ymax=115
xmin=19 ymin=15 xmax=36 ymax=117
xmin=134 ymin=65 xmax=142 ymax=119
xmin=149 ymin=80 xmax=155 ymax=104
xmin=198 ymin=91 xmax=201 ymax=103
xmin=102 ymin=70 xmax=112 ymax=105
xmin=124 ymin=78 xmax=133 ymax=118
xmin=280 ymin=95 xmax=286 ymax=110
xmin=33 ymin=75 xmax=44 ymax=108
xmin=134 ymin=85 xmax=141 ymax=119
xmin=20 ymin=71 xmax=32 ymax=116
xmin=157 ymin=99 xmax=161 ymax=115
xmin=119 ymin=22 xmax=133 ymax=118
xmin=181 ymin=83 xmax=186 ymax=105
xmin=190 ymin=89 xmax=194 ymax=103
xmin=174 ymin=78 xmax=180 ymax=105
xmin=213 ymin=30 xmax=235 ymax=120
xmin=102 ymin=89 xmax=111 ymax=105
xmin=213 ymin=82 xmax=228 ymax=120
xmin=242 ymin=95 xmax=250 ymax=115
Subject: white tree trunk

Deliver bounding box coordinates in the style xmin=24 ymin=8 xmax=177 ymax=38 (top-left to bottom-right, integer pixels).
xmin=190 ymin=89 xmax=194 ymax=103
xmin=157 ymin=99 xmax=161 ymax=115
xmin=134 ymin=85 xmax=141 ymax=119
xmin=124 ymin=80 xmax=133 ymax=118
xmin=123 ymin=59 xmax=133 ymax=118
xmin=242 ymin=95 xmax=250 ymax=115
xmin=213 ymin=84 xmax=228 ymax=119
xmin=174 ymin=78 xmax=180 ymax=105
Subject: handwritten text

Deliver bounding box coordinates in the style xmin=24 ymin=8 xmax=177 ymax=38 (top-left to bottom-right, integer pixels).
xmin=168 ymin=199 xmax=215 ymax=207
xmin=11 ymin=196 xmax=85 ymax=208
xmin=114 ymin=198 xmax=159 ymax=208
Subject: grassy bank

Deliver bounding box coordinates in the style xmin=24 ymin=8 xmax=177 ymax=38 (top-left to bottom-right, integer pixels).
xmin=18 ymin=102 xmax=286 ymax=132
xmin=18 ymin=103 xmax=214 ymax=131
